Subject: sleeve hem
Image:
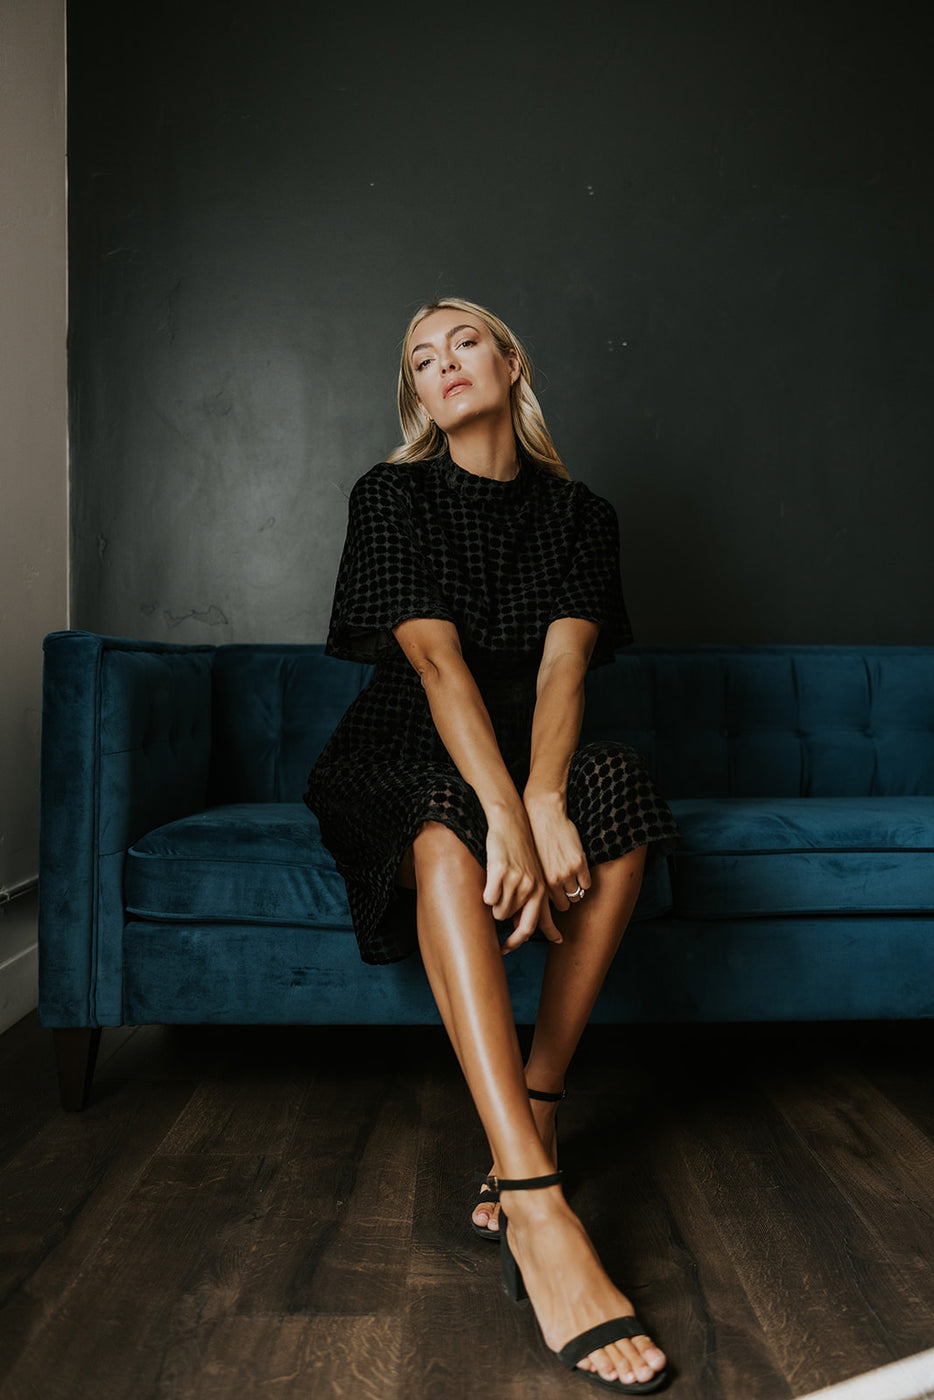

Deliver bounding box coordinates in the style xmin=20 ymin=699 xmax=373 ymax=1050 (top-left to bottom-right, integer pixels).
xmin=325 ymin=609 xmax=457 ymax=664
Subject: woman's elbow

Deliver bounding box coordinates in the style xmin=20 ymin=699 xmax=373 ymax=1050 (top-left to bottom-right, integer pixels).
xmin=413 ymin=654 xmax=442 ymax=690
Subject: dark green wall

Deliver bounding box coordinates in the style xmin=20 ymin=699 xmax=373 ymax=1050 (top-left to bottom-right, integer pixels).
xmin=68 ymin=0 xmax=934 ymax=645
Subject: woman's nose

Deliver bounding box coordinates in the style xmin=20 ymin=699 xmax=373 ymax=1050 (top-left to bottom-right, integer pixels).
xmin=441 ymin=351 xmax=459 ymax=373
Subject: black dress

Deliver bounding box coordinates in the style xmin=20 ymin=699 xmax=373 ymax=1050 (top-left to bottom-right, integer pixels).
xmin=304 ymin=452 xmax=679 ymax=965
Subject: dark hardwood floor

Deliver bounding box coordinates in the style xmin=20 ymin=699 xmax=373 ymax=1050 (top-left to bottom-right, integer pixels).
xmin=1 ymin=1011 xmax=933 ymax=1399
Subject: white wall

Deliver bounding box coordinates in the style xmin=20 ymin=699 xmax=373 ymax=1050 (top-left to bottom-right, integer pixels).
xmin=0 ymin=0 xmax=68 ymax=1031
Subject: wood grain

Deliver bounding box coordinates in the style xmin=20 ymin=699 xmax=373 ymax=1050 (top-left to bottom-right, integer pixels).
xmin=2 ymin=1016 xmax=933 ymax=1399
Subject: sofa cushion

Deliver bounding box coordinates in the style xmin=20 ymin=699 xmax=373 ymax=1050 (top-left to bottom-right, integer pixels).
xmin=670 ymin=796 xmax=934 ymax=918
xmin=126 ymin=805 xmax=353 ymax=929
xmin=126 ymin=803 xmax=673 ymax=929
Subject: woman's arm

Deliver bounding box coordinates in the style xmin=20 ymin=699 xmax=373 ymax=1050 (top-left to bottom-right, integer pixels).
xmin=392 ymin=617 xmax=561 ymax=949
xmin=524 ymin=617 xmax=600 ymax=910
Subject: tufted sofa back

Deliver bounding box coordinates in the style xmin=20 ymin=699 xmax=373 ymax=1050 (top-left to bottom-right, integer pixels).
xmin=208 ymin=643 xmax=934 ymax=803
xmin=208 ymin=646 xmax=371 ymax=804
xmin=583 ymin=645 xmax=934 ymax=798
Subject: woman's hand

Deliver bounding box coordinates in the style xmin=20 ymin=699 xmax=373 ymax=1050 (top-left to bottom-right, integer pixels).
xmin=524 ymin=791 xmax=591 ymax=912
xmin=484 ymin=809 xmax=563 ymax=953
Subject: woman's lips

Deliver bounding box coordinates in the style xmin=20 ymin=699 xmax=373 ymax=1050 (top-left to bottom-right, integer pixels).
xmin=443 ymin=379 xmax=471 ymax=398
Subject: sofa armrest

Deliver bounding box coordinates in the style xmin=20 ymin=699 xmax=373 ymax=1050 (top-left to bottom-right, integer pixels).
xmin=38 ymin=630 xmax=215 ymax=1026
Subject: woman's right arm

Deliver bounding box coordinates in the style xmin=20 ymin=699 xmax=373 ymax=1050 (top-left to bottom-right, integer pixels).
xmin=392 ymin=617 xmax=560 ymax=950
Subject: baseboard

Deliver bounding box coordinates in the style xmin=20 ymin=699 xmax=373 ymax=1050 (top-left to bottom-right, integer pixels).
xmin=0 ymin=941 xmax=38 ymax=1033
xmin=0 ymin=889 xmax=39 ymax=1033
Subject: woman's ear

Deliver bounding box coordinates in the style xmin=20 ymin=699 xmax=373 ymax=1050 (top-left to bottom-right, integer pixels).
xmin=507 ymin=349 xmax=521 ymax=385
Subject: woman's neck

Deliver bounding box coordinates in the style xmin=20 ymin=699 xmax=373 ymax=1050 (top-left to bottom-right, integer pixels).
xmin=445 ymin=417 xmax=519 ymax=481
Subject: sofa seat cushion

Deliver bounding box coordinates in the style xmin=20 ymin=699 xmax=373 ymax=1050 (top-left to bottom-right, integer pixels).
xmin=126 ymin=804 xmax=353 ymax=929
xmin=670 ymin=796 xmax=934 ymax=918
xmin=126 ymin=802 xmax=674 ymax=928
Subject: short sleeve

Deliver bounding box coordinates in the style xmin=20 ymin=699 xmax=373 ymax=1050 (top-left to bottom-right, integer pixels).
xmin=548 ymin=488 xmax=633 ymax=668
xmin=324 ymin=465 xmax=455 ymax=662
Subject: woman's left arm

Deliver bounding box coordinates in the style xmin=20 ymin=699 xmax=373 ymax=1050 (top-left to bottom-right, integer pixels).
xmin=524 ymin=617 xmax=599 ymax=910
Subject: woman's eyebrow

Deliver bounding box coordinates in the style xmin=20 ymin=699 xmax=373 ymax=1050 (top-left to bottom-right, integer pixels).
xmin=411 ymin=325 xmax=478 ymax=357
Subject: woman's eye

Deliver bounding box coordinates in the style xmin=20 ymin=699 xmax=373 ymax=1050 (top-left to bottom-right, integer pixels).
xmin=457 ymin=339 xmax=476 ymax=350
xmin=415 ymin=357 xmax=432 ymax=372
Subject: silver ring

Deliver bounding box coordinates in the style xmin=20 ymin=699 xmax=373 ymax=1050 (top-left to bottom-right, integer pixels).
xmin=564 ymin=884 xmax=585 ymax=901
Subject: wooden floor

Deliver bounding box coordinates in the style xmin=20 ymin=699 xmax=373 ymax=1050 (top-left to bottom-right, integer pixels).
xmin=1 ymin=1012 xmax=933 ymax=1400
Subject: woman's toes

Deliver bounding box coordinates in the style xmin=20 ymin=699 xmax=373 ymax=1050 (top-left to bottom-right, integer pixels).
xmin=613 ymin=1340 xmax=659 ymax=1383
xmin=474 ymin=1204 xmax=499 ymax=1231
xmin=583 ymin=1347 xmax=618 ymax=1381
xmin=635 ymin=1337 xmax=666 ymax=1372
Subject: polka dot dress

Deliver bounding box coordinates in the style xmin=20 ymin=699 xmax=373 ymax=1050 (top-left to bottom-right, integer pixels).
xmin=305 ymin=452 xmax=680 ymax=964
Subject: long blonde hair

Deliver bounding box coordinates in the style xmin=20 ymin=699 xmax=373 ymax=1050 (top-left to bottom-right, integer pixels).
xmin=387 ymin=297 xmax=569 ymax=479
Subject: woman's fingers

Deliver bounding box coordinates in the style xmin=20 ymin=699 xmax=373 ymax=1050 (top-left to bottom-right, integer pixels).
xmin=547 ymin=858 xmax=591 ymax=911
xmin=484 ymin=862 xmax=522 ymax=915
xmin=483 ymin=823 xmax=560 ymax=931
xmin=499 ymin=902 xmax=538 ymax=953
xmin=549 ymin=879 xmax=571 ymax=912
xmin=537 ymin=900 xmax=563 ymax=943
xmin=482 ymin=866 xmax=504 ymax=911
xmin=492 ymin=880 xmax=531 ymax=921
xmin=500 ymin=891 xmax=563 ymax=954
xmin=526 ymin=812 xmax=591 ymax=913
xmin=485 ymin=862 xmax=537 ymax=921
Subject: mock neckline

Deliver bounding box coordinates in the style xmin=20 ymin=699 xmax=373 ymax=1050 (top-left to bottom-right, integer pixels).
xmin=438 ymin=450 xmax=530 ymax=495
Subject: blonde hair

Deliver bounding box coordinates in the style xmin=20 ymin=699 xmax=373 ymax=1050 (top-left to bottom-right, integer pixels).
xmin=387 ymin=297 xmax=569 ymax=479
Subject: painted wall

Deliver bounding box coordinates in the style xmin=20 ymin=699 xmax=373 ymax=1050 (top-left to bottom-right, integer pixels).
xmin=68 ymin=0 xmax=934 ymax=647
xmin=0 ymin=0 xmax=68 ymax=1028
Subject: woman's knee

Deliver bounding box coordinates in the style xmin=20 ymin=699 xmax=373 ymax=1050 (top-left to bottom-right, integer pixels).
xmin=412 ymin=821 xmax=482 ymax=878
xmin=414 ymin=819 xmax=464 ymax=857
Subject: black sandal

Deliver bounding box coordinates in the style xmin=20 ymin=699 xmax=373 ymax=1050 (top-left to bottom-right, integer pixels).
xmin=492 ymin=1170 xmax=669 ymax=1395
xmin=471 ymin=1087 xmax=567 ymax=1242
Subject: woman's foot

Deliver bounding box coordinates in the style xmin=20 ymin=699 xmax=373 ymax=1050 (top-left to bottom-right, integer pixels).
xmin=473 ymin=1090 xmax=561 ymax=1235
xmin=502 ymin=1185 xmax=667 ymax=1388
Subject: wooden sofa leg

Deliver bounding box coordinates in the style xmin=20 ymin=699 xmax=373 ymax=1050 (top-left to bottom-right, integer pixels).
xmin=53 ymin=1028 xmax=103 ymax=1111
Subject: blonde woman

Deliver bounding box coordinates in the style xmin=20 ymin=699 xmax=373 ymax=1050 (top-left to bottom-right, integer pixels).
xmin=305 ymin=298 xmax=677 ymax=1392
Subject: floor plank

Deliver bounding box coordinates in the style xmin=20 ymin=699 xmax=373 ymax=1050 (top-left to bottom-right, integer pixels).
xmin=3 ymin=1152 xmax=278 ymax=1399
xmin=671 ymin=1087 xmax=920 ymax=1394
xmin=645 ymin=1118 xmax=794 ymax=1400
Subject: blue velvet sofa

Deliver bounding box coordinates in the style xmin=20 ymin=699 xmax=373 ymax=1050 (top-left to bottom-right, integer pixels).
xmin=39 ymin=630 xmax=934 ymax=1108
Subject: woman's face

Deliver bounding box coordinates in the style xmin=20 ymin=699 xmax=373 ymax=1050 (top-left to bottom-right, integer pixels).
xmin=409 ymin=308 xmax=520 ymax=435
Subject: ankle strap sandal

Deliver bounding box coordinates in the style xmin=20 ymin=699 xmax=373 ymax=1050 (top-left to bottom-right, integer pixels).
xmin=497 ymin=1171 xmax=670 ymax=1395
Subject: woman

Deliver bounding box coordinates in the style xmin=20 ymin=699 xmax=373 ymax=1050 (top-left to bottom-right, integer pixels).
xmin=305 ymin=297 xmax=678 ymax=1393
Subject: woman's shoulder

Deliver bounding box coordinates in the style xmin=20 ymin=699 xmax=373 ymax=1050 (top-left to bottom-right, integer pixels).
xmin=350 ymin=459 xmax=434 ymax=505
xmin=532 ymin=468 xmax=616 ymax=519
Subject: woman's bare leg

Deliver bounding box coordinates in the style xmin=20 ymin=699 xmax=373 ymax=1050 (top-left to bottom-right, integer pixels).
xmin=527 ymin=844 xmax=647 ymax=1087
xmin=413 ymin=823 xmax=665 ymax=1387
xmin=474 ymin=845 xmax=646 ymax=1230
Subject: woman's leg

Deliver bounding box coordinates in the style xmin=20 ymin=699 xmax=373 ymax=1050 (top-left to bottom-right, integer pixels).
xmin=413 ymin=822 xmax=665 ymax=1387
xmin=474 ymin=845 xmax=647 ymax=1229
xmin=526 ymin=844 xmax=647 ymax=1090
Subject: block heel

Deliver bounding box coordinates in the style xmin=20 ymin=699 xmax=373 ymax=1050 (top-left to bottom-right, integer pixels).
xmin=499 ymin=1211 xmax=528 ymax=1301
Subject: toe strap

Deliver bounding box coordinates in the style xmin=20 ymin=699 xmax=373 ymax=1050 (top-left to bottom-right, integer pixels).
xmin=558 ymin=1316 xmax=649 ymax=1369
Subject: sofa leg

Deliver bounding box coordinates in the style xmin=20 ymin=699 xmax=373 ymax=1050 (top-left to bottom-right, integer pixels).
xmin=53 ymin=1027 xmax=102 ymax=1111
